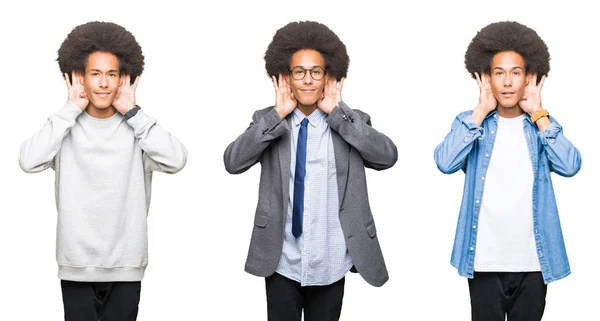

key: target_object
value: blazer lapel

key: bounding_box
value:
[331,130,349,207]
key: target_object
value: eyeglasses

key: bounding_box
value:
[289,66,327,81]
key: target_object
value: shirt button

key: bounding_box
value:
[491,131,495,134]
[470,247,474,251]
[494,115,497,118]
[475,199,480,204]
[485,154,489,158]
[481,176,485,180]
[473,225,476,229]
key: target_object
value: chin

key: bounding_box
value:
[298,98,319,107]
[89,101,114,109]
[496,99,519,109]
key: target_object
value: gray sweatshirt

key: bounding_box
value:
[19,102,187,282]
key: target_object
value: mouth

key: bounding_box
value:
[501,91,515,97]
[94,92,111,98]
[299,89,317,93]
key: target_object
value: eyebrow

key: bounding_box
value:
[493,66,524,71]
[88,69,119,73]
[291,65,324,69]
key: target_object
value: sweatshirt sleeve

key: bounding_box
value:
[19,101,82,173]
[125,108,188,173]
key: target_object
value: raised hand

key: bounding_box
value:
[519,74,545,115]
[273,74,297,119]
[112,75,139,115]
[65,72,89,110]
[470,72,497,126]
[475,72,496,113]
[318,76,344,114]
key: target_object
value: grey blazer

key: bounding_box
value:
[224,102,397,287]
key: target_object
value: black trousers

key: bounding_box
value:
[61,280,141,321]
[468,272,547,321]
[265,272,345,321]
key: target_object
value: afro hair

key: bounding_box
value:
[265,21,349,80]
[57,21,144,84]
[465,21,549,83]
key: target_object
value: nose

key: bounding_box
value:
[503,74,512,87]
[100,75,108,88]
[303,73,313,84]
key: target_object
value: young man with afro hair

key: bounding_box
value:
[434,21,581,321]
[224,21,397,321]
[19,21,187,321]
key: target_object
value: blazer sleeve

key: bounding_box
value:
[326,101,397,170]
[224,107,290,174]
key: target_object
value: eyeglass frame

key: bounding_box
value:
[288,66,327,81]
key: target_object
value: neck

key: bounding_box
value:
[496,104,525,118]
[86,105,117,119]
[297,103,317,116]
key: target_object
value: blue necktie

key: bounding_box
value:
[292,118,309,238]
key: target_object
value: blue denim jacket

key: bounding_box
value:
[434,110,581,284]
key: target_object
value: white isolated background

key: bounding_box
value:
[0,0,597,320]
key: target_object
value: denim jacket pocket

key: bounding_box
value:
[254,212,268,227]
[366,220,377,238]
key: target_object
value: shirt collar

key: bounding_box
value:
[292,108,326,128]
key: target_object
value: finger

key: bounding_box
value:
[537,75,546,90]
[119,75,126,89]
[474,72,482,86]
[131,76,140,91]
[79,91,87,99]
[527,73,536,88]
[323,78,330,96]
[338,77,345,92]
[272,75,278,92]
[290,91,295,101]
[483,73,491,86]
[285,76,291,93]
[278,73,283,90]
[65,73,72,88]
[76,72,84,87]
[123,74,131,88]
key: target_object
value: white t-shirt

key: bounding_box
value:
[474,113,541,272]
